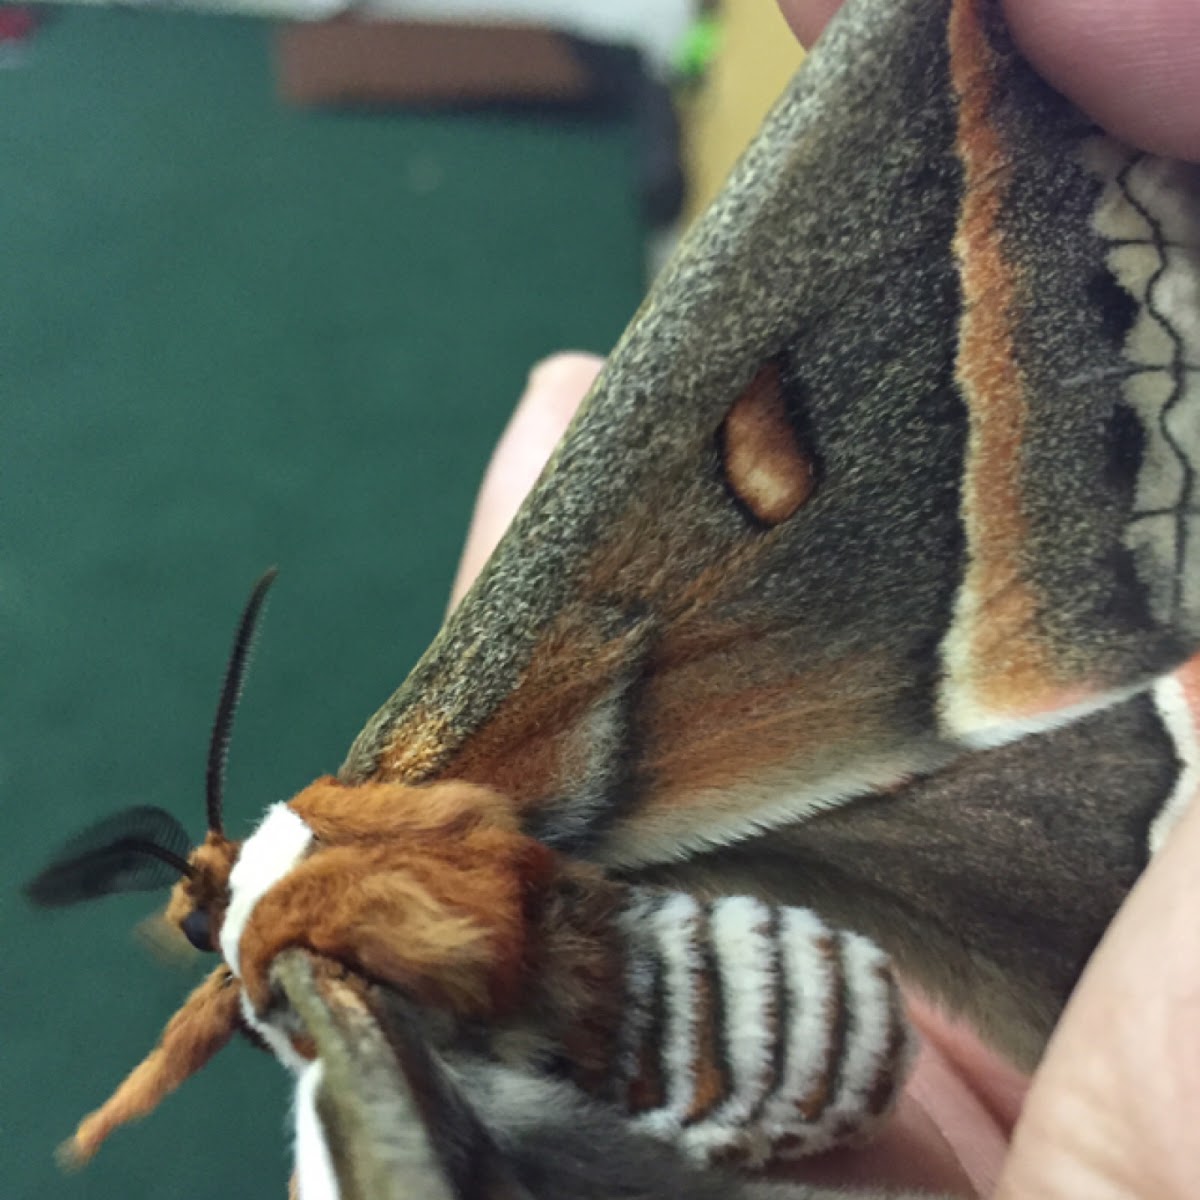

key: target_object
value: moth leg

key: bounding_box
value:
[62,964,241,1165]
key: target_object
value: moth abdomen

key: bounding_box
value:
[614,890,914,1168]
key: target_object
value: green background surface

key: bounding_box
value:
[1,11,641,1196]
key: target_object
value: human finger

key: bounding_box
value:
[776,0,844,47]
[995,796,1200,1199]
[779,0,1200,161]
[448,353,602,609]
[1004,0,1200,162]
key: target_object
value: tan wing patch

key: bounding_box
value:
[720,361,816,526]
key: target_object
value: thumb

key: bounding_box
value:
[1003,0,1200,162]
[995,793,1200,1198]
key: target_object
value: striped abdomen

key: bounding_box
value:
[612,890,913,1167]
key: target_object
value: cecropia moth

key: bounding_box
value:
[25,0,1200,1196]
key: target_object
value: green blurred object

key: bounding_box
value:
[675,12,723,83]
[0,10,640,1198]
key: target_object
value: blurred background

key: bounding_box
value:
[0,4,800,1196]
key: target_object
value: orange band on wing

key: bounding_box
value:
[941,0,1063,733]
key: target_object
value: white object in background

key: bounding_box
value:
[52,0,699,77]
[362,0,695,75]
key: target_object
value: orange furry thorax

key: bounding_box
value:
[237,778,561,1016]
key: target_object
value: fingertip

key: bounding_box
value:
[448,353,602,609]
[995,785,1200,1198]
[1004,0,1200,161]
[524,351,604,399]
[496,352,601,493]
[776,0,845,47]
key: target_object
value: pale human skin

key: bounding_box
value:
[450,5,1200,1195]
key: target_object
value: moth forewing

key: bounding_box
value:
[337,0,1200,1064]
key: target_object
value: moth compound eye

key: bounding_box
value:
[181,908,214,953]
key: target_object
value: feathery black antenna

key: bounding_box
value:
[24,806,195,907]
[206,567,278,836]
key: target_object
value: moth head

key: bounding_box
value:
[160,831,240,953]
[24,568,277,956]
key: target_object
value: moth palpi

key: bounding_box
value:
[25,0,1200,1197]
